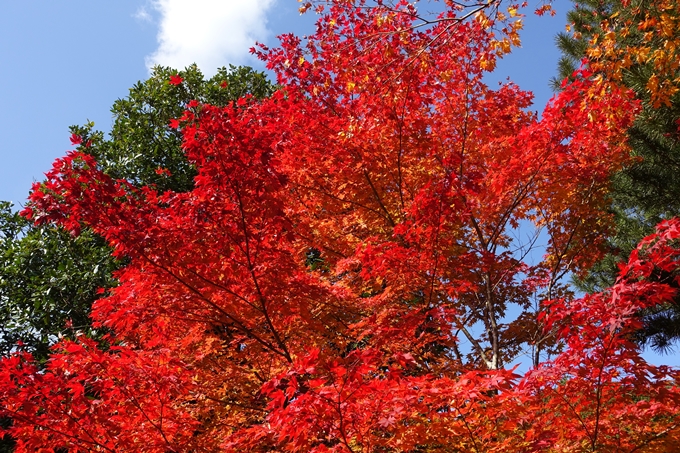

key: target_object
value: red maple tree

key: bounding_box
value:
[2,0,679,451]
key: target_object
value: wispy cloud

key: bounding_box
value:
[143,0,276,76]
[134,5,153,22]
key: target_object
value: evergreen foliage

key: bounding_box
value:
[70,64,276,194]
[0,65,276,360]
[555,0,680,352]
[0,64,275,452]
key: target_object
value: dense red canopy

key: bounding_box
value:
[2,1,679,451]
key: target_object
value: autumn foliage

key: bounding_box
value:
[2,0,680,451]
[584,0,680,108]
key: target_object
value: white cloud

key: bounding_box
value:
[145,0,276,76]
[134,6,153,23]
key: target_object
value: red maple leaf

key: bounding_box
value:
[69,133,83,146]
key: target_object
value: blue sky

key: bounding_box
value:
[0,0,569,207]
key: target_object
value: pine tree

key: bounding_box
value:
[554,0,680,352]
